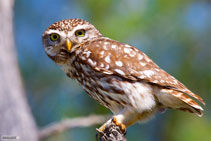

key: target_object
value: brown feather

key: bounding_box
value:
[80,37,205,105]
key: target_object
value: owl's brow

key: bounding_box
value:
[74,27,92,32]
[84,27,92,30]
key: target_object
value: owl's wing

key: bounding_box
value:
[80,38,205,106]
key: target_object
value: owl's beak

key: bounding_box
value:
[66,39,72,52]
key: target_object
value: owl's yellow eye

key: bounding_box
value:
[75,29,85,37]
[50,33,60,41]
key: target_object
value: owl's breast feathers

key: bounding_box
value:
[75,37,204,115]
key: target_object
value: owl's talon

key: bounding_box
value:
[96,129,104,141]
[97,124,106,132]
[112,116,127,134]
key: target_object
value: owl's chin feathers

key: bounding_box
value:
[47,50,70,64]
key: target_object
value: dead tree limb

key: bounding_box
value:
[39,114,127,141]
[96,121,127,141]
[39,114,110,139]
[0,0,38,140]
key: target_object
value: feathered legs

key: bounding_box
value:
[98,107,156,133]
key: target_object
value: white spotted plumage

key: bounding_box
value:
[42,19,205,130]
[115,61,123,67]
[105,56,111,63]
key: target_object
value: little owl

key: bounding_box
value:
[42,19,205,133]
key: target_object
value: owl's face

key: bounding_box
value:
[42,19,102,63]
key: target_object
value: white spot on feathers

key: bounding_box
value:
[138,54,143,60]
[140,62,146,66]
[100,63,104,67]
[88,58,96,66]
[155,68,160,72]
[160,80,165,83]
[124,48,130,54]
[85,51,91,57]
[125,44,131,48]
[145,57,151,62]
[114,69,125,75]
[100,51,105,55]
[81,56,86,60]
[152,80,159,83]
[139,75,146,79]
[105,56,111,63]
[142,70,155,77]
[115,61,123,67]
[105,64,110,69]
[112,45,117,48]
[104,42,109,45]
[173,80,178,84]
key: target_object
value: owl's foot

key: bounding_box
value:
[112,116,126,134]
[97,123,107,133]
[96,118,127,141]
[97,116,126,134]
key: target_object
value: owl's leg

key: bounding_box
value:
[112,116,126,133]
[98,109,132,134]
[98,108,139,133]
[97,118,112,133]
[98,107,157,133]
[114,109,156,127]
[111,108,138,132]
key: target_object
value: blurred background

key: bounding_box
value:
[14,0,210,141]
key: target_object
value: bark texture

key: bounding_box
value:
[0,0,38,140]
[97,122,127,141]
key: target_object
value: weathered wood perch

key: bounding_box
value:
[39,114,127,141]
[96,122,127,141]
[0,0,38,140]
[39,114,109,140]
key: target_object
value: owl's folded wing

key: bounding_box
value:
[79,38,205,107]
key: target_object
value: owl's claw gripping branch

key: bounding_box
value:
[98,117,127,134]
[96,118,127,141]
[98,123,107,133]
[96,116,127,141]
[112,116,127,134]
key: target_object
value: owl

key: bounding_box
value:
[42,19,205,133]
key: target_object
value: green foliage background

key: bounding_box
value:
[14,0,210,140]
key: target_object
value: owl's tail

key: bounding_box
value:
[157,89,204,117]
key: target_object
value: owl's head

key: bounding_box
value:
[42,19,102,63]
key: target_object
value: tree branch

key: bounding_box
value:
[96,122,127,141]
[39,114,110,139]
[39,114,127,141]
[0,0,38,140]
